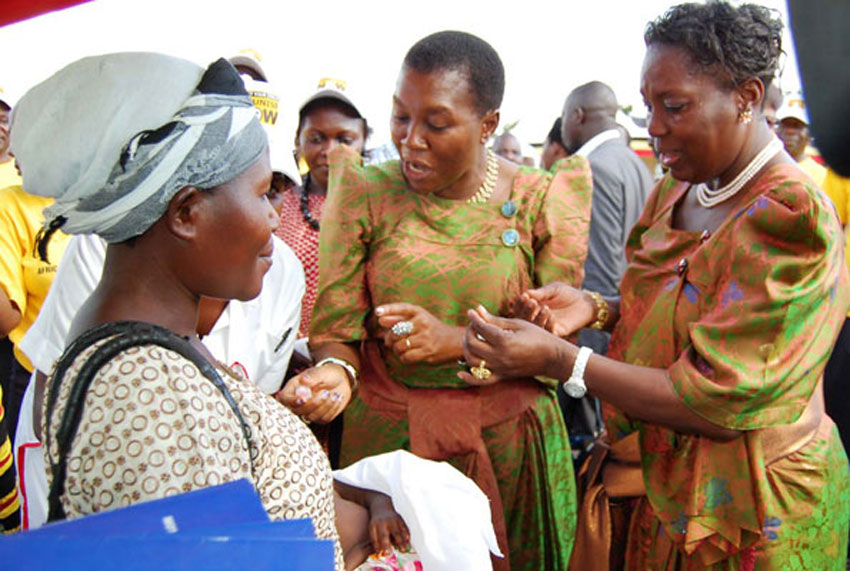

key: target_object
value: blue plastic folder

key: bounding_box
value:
[0,479,335,570]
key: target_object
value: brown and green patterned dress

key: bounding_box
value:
[311,148,592,570]
[605,164,850,570]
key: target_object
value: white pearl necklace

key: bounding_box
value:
[695,136,784,208]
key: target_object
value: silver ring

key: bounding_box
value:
[475,332,486,342]
[392,321,414,337]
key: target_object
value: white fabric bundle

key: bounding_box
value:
[334,450,504,570]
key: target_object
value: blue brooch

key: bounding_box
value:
[501,229,520,247]
[500,200,518,218]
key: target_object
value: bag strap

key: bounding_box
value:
[46,321,256,522]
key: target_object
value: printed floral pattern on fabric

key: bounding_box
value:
[355,548,423,571]
[605,165,850,568]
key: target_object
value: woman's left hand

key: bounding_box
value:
[459,305,562,385]
[375,302,464,364]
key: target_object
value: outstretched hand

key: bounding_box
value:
[513,282,595,337]
[459,305,562,384]
[274,364,351,424]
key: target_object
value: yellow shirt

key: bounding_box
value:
[822,168,850,316]
[798,156,827,187]
[0,159,20,191]
[0,184,69,370]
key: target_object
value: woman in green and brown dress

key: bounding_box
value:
[278,31,592,570]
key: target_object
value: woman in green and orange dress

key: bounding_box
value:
[459,3,850,569]
[277,31,592,570]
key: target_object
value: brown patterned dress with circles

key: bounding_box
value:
[44,338,343,569]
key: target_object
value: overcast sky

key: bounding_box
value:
[0,0,799,149]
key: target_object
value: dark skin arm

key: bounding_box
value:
[460,303,740,441]
[0,289,21,337]
[275,341,357,424]
[276,301,467,421]
[513,283,620,336]
[334,480,411,557]
[375,303,465,364]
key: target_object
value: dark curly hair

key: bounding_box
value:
[402,30,505,116]
[644,2,783,90]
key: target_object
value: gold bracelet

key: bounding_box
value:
[315,357,359,394]
[584,290,609,330]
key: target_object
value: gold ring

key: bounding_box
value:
[405,338,411,349]
[470,360,492,381]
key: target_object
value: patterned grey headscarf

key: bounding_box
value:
[11,53,267,243]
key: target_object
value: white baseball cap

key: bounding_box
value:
[263,121,301,186]
[298,78,363,120]
[241,77,300,185]
[776,98,810,125]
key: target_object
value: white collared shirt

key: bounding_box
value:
[574,129,623,158]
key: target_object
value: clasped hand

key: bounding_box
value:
[275,363,351,424]
[459,283,595,384]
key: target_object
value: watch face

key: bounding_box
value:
[565,378,587,399]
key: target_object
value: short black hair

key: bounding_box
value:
[402,30,505,116]
[546,118,564,146]
[644,2,782,90]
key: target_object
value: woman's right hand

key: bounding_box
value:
[274,364,351,424]
[514,282,596,337]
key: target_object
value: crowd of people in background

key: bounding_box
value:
[0,1,849,570]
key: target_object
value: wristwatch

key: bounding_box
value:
[563,346,593,399]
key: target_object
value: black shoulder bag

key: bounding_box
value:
[45,321,256,522]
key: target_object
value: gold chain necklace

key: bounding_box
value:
[467,150,500,204]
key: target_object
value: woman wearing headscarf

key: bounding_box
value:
[9,53,408,570]
[460,3,850,569]
[11,121,305,532]
[279,31,592,569]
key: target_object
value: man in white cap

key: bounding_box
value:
[776,97,826,186]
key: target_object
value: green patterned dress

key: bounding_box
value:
[605,164,850,570]
[311,148,592,570]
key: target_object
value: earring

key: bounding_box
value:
[738,106,753,125]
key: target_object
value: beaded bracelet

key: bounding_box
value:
[584,290,609,330]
